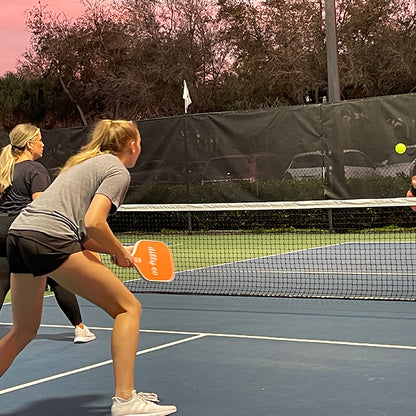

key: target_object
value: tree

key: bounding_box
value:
[117,0,230,114]
[336,0,416,98]
[19,0,228,121]
[22,1,123,124]
[1,0,415,129]
[215,0,329,108]
[0,74,54,131]
[0,74,26,131]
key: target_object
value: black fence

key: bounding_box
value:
[2,93,416,203]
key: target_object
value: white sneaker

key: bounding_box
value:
[74,324,96,343]
[111,390,177,416]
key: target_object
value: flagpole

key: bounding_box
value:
[182,80,193,232]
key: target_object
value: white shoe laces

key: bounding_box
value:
[135,391,159,403]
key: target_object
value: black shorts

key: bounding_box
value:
[7,231,82,277]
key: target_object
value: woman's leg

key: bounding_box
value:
[49,251,141,398]
[47,277,95,343]
[47,277,82,326]
[0,273,46,376]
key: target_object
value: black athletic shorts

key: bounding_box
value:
[7,231,82,277]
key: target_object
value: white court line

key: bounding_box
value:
[0,334,205,396]
[141,329,416,350]
[2,322,416,350]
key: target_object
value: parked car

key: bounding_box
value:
[130,160,184,184]
[201,152,285,184]
[284,151,329,180]
[375,144,416,177]
[343,149,377,178]
[285,149,376,180]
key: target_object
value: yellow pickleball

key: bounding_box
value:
[395,143,407,154]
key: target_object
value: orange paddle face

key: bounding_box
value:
[131,240,175,282]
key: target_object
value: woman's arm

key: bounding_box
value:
[83,193,133,267]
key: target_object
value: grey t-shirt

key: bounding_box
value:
[10,153,130,243]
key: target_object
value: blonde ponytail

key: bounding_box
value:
[0,124,40,196]
[61,120,139,172]
[0,145,16,195]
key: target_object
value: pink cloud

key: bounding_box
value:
[0,0,85,76]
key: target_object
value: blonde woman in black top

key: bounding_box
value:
[0,124,95,343]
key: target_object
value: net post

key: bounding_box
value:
[187,211,193,234]
[328,207,334,232]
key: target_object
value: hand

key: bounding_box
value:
[113,249,134,268]
[124,245,135,255]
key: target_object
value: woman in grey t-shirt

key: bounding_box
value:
[0,120,176,416]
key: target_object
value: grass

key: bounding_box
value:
[4,292,11,304]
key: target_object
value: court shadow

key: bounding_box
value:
[2,394,108,416]
[35,332,74,342]
[0,328,73,342]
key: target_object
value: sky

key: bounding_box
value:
[0,0,85,76]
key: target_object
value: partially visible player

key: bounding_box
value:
[0,123,95,343]
[405,158,416,211]
[0,120,176,416]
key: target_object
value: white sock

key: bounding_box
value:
[115,391,135,403]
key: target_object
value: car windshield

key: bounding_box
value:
[342,152,372,167]
[290,154,325,168]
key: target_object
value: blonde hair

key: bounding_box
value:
[61,120,139,172]
[0,124,40,196]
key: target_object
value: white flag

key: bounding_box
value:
[183,80,192,113]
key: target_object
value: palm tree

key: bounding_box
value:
[0,73,26,131]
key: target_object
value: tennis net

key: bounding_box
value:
[104,198,416,300]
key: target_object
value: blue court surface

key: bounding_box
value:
[1,293,416,415]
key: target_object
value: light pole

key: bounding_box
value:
[325,0,341,103]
